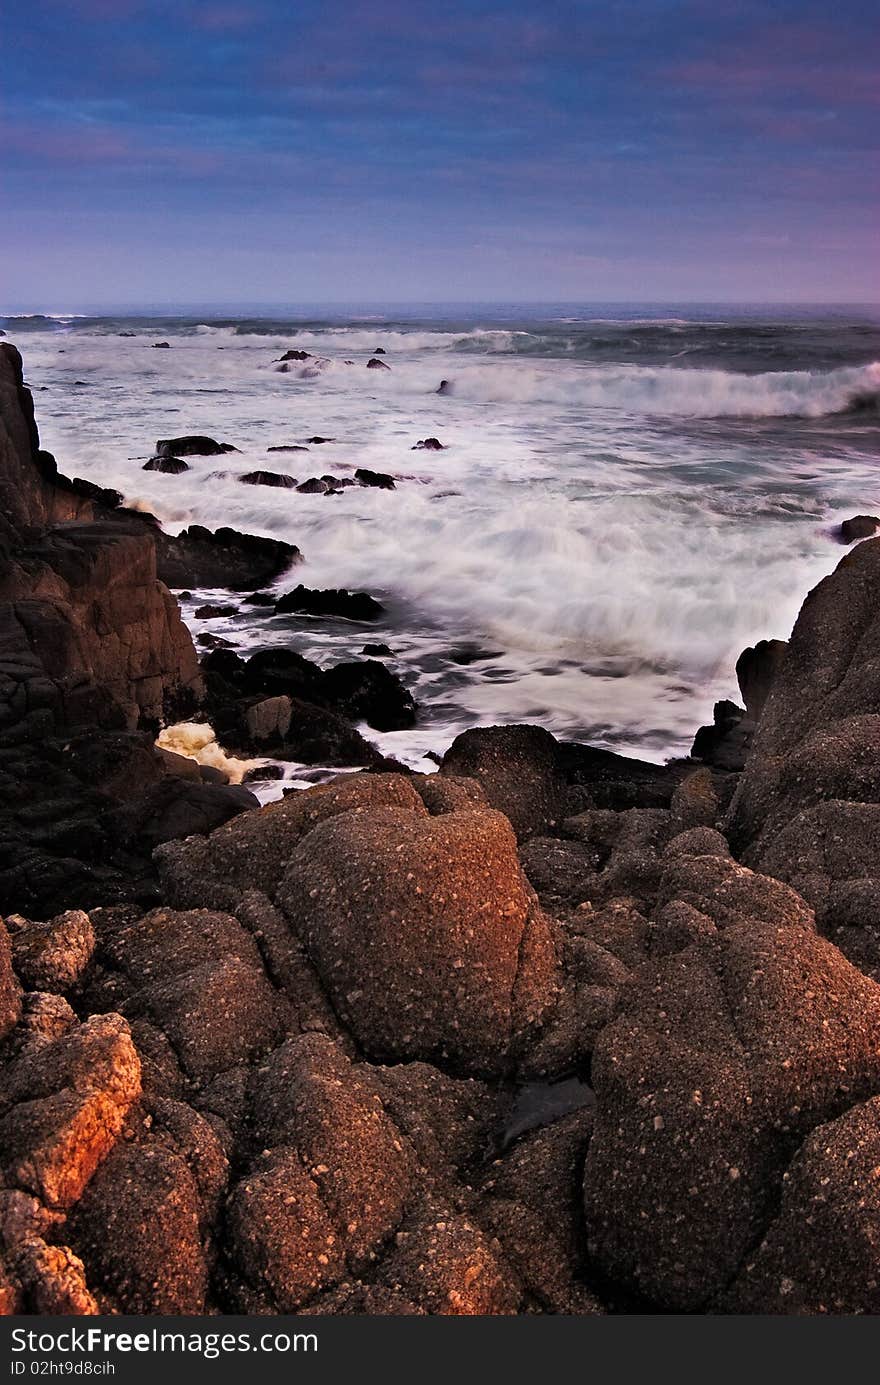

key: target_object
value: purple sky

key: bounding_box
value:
[2,0,878,308]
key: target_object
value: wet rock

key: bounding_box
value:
[362,642,393,657]
[582,923,880,1310]
[155,435,237,457]
[436,380,451,395]
[691,699,751,771]
[412,438,445,450]
[154,524,300,590]
[194,603,236,619]
[239,470,298,489]
[354,467,395,489]
[276,350,312,362]
[441,725,570,840]
[10,910,95,993]
[834,514,880,544]
[150,342,170,349]
[197,632,234,649]
[735,638,788,723]
[307,436,334,444]
[296,477,329,493]
[142,455,189,474]
[277,804,559,1074]
[275,585,384,621]
[366,357,391,371]
[320,660,416,731]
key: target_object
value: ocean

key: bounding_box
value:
[5,303,879,778]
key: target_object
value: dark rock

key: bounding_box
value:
[691,699,750,771]
[371,347,387,354]
[362,642,393,657]
[197,633,234,650]
[150,342,170,349]
[354,467,395,489]
[155,436,237,458]
[366,357,391,370]
[275,350,312,362]
[307,436,334,444]
[436,379,451,394]
[242,764,284,785]
[267,444,309,453]
[735,638,788,723]
[242,591,276,606]
[321,660,416,731]
[412,437,445,450]
[142,455,190,474]
[834,514,880,544]
[296,477,328,493]
[193,603,236,619]
[154,525,300,590]
[275,585,384,622]
[239,470,297,489]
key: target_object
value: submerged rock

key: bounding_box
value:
[238,470,297,488]
[142,455,190,474]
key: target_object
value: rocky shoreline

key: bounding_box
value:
[2,340,880,1315]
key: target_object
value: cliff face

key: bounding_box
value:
[0,344,203,733]
[0,345,252,919]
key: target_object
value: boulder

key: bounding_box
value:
[412,438,445,451]
[354,467,395,489]
[277,804,559,1073]
[68,1140,209,1313]
[441,725,570,840]
[239,471,297,489]
[155,436,237,457]
[366,357,391,371]
[9,910,95,993]
[834,515,880,544]
[0,1014,141,1209]
[721,1096,880,1313]
[155,773,428,910]
[142,456,189,474]
[735,639,787,723]
[583,923,880,1309]
[320,660,416,731]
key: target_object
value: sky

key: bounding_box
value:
[1,0,878,309]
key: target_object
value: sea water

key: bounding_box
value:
[5,303,879,775]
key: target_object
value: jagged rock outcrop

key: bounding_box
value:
[726,538,880,976]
